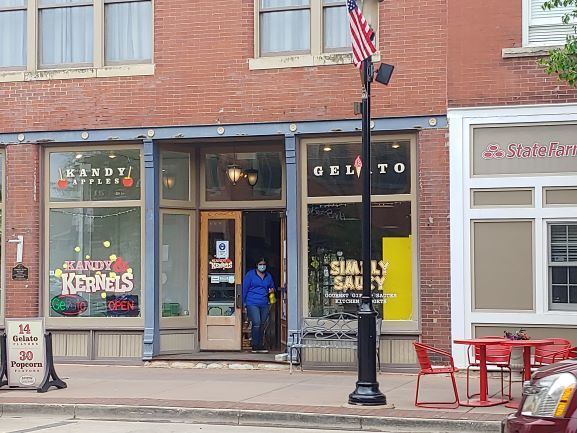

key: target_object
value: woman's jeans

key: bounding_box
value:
[247,305,269,349]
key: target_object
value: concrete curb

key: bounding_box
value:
[0,403,502,432]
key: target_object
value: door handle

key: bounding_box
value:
[235,284,242,309]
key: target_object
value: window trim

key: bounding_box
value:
[159,209,196,329]
[0,151,5,323]
[0,0,154,80]
[198,143,286,210]
[522,0,575,48]
[43,144,145,328]
[0,4,27,70]
[300,134,419,332]
[548,222,577,311]
[159,147,195,209]
[252,0,379,69]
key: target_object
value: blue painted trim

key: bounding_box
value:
[142,139,160,360]
[284,134,300,344]
[0,116,447,145]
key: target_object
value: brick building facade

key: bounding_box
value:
[0,0,450,365]
[448,0,577,367]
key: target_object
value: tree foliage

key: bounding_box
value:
[540,0,577,85]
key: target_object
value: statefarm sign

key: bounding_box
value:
[482,142,577,160]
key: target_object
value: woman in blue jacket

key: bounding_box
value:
[243,257,275,353]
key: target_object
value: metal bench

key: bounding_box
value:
[288,312,382,373]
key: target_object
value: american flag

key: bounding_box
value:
[347,0,376,68]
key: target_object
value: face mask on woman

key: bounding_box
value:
[257,264,267,272]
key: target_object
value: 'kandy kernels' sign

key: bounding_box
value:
[57,258,134,295]
[473,124,577,175]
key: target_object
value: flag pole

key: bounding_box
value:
[348,56,387,406]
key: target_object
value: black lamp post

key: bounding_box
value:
[348,58,394,406]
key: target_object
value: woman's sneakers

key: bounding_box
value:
[251,347,269,353]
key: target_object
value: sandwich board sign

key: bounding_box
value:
[5,318,46,388]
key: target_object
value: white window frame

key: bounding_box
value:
[547,222,577,311]
[250,0,380,70]
[0,1,27,71]
[0,0,154,82]
[523,0,575,47]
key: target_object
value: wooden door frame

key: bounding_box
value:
[199,210,243,351]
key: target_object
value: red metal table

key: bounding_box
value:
[454,338,510,407]
[502,339,553,409]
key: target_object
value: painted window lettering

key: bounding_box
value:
[312,163,406,177]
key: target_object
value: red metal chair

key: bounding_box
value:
[413,342,460,409]
[532,338,571,367]
[542,345,577,364]
[466,337,512,400]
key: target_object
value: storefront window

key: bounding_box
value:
[307,202,412,319]
[204,149,282,202]
[50,149,141,202]
[47,148,142,320]
[0,152,4,318]
[48,207,141,317]
[307,141,411,197]
[161,213,190,317]
[161,151,190,201]
[549,224,577,310]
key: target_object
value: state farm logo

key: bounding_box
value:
[482,144,505,159]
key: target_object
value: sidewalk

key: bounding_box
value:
[0,363,515,432]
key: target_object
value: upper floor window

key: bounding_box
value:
[525,0,575,47]
[1,0,152,71]
[260,0,310,55]
[549,224,577,310]
[0,0,27,69]
[256,0,376,58]
[39,0,94,67]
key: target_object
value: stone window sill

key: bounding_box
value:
[0,63,155,83]
[502,46,562,59]
[249,52,381,70]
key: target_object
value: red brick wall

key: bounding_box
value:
[448,0,577,107]
[4,144,41,318]
[0,0,447,133]
[418,129,451,351]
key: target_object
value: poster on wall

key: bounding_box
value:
[381,236,413,320]
[5,318,46,388]
[216,240,229,259]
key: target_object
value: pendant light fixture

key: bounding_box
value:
[245,168,258,187]
[226,145,243,185]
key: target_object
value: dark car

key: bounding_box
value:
[503,360,577,433]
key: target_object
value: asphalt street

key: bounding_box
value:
[0,416,483,433]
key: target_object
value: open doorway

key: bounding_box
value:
[243,211,282,352]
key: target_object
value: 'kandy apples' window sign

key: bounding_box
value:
[49,149,141,202]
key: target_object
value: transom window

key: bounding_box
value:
[549,224,577,310]
[0,0,152,70]
[257,0,376,57]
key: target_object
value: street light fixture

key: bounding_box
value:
[348,60,394,407]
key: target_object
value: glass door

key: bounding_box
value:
[200,211,242,350]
